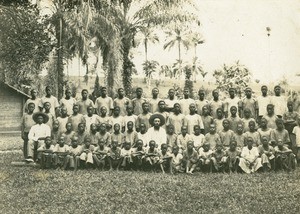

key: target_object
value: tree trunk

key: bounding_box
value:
[122,37,133,97]
[57,17,64,100]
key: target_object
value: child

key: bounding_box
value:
[21,102,36,158]
[53,136,69,169]
[98,106,112,132]
[145,140,160,172]
[176,126,193,152]
[111,123,124,148]
[228,106,241,133]
[258,136,275,172]
[137,123,150,147]
[154,100,169,130]
[166,103,185,134]
[183,141,199,174]
[95,86,114,116]
[96,123,112,147]
[76,89,94,115]
[224,87,240,118]
[272,85,287,118]
[39,86,59,116]
[73,124,85,146]
[132,87,147,116]
[120,142,133,170]
[270,118,291,147]
[158,144,173,174]
[66,136,82,170]
[224,141,240,173]
[239,137,262,174]
[79,137,95,168]
[234,123,246,149]
[283,101,298,142]
[124,121,139,148]
[196,89,209,116]
[37,136,54,169]
[43,102,55,129]
[59,88,77,116]
[68,104,85,132]
[57,107,68,134]
[239,87,258,120]
[63,122,75,146]
[211,142,226,172]
[244,121,260,146]
[108,140,122,171]
[184,103,204,134]
[241,108,256,132]
[164,88,178,112]
[218,119,235,148]
[51,120,60,144]
[93,138,109,170]
[124,106,137,132]
[257,85,272,123]
[257,118,272,145]
[148,87,161,113]
[201,105,213,135]
[274,139,296,171]
[23,89,41,113]
[191,125,205,151]
[109,106,125,133]
[86,123,99,146]
[171,145,183,173]
[198,142,213,173]
[113,87,130,116]
[292,117,300,163]
[131,139,146,170]
[166,124,178,150]
[136,102,152,132]
[205,124,221,150]
[84,106,99,133]
[264,104,278,129]
[179,88,195,115]
[209,89,224,119]
[214,108,225,132]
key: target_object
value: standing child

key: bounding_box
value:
[224,87,240,118]
[158,144,173,174]
[209,89,224,119]
[239,87,258,120]
[218,119,235,148]
[264,104,278,129]
[76,89,94,115]
[183,141,199,174]
[37,136,55,169]
[244,121,260,146]
[66,137,82,170]
[176,126,193,152]
[53,136,69,169]
[98,106,112,132]
[184,103,204,135]
[43,102,55,129]
[111,123,124,147]
[148,87,161,113]
[241,108,256,132]
[214,108,225,132]
[93,138,109,170]
[110,106,125,133]
[108,140,122,171]
[23,89,41,113]
[257,118,272,145]
[21,102,36,158]
[191,125,205,151]
[95,87,114,116]
[136,102,152,132]
[166,124,178,151]
[124,106,137,132]
[138,123,150,147]
[234,123,246,149]
[63,122,75,146]
[164,88,178,112]
[228,106,241,133]
[113,88,130,116]
[224,141,240,173]
[166,103,185,134]
[205,124,221,150]
[198,142,213,173]
[272,85,287,118]
[257,85,272,123]
[179,88,195,115]
[59,88,77,116]
[124,121,138,147]
[132,87,147,116]
[96,123,112,147]
[283,101,298,149]
[292,117,300,164]
[68,104,85,132]
[120,142,133,170]
[211,142,226,172]
[196,89,209,116]
[57,107,69,134]
[201,105,213,135]
[84,106,99,133]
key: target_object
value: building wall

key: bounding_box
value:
[0,85,25,132]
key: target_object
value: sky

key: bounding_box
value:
[39,0,300,85]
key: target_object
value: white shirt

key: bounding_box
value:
[147,127,167,148]
[28,123,51,142]
[292,126,300,147]
[60,97,77,116]
[241,146,259,162]
[257,96,272,116]
[179,98,196,115]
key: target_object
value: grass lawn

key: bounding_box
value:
[0,152,299,214]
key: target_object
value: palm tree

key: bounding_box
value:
[140,26,159,62]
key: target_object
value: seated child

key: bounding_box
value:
[131,139,146,171]
[211,142,226,172]
[96,123,111,147]
[93,138,109,170]
[120,141,133,170]
[98,106,112,132]
[158,144,173,174]
[191,125,205,151]
[177,126,193,152]
[171,145,183,173]
[205,124,221,150]
[37,136,54,169]
[258,136,275,172]
[241,108,256,132]
[239,137,262,174]
[53,136,70,169]
[224,141,240,173]
[214,108,225,132]
[76,123,87,145]
[264,104,278,129]
[79,137,95,168]
[257,118,272,145]
[66,136,82,170]
[183,141,199,174]
[108,140,122,171]
[198,142,213,173]
[274,139,296,171]
[63,122,76,146]
[201,105,213,135]
[145,140,160,172]
[234,123,246,149]
[228,106,241,133]
[271,118,291,148]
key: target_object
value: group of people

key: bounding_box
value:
[21,84,300,174]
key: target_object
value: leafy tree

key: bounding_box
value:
[0,4,53,89]
[139,26,159,62]
[213,61,252,97]
[142,60,159,88]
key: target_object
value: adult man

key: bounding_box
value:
[26,112,51,162]
[147,114,167,148]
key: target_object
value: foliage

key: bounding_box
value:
[213,61,252,97]
[183,64,194,98]
[89,75,101,103]
[0,5,53,89]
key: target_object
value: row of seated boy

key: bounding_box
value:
[37,131,296,174]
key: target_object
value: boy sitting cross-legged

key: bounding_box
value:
[183,141,199,174]
[198,142,213,173]
[120,141,133,170]
[258,136,275,172]
[53,136,70,169]
[145,140,160,172]
[79,137,95,169]
[65,136,82,170]
[158,143,173,174]
[171,145,183,174]
[93,138,109,170]
[274,139,296,171]
[211,142,227,173]
[224,141,240,173]
[131,139,146,171]
[37,136,55,169]
[108,140,122,171]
